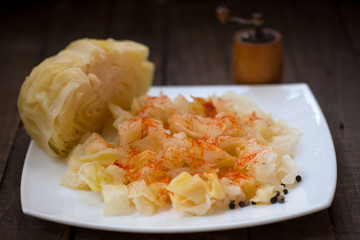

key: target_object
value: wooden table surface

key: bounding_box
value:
[1,0,359,239]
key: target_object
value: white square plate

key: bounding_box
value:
[21,83,337,233]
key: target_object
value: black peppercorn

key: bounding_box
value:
[275,191,280,197]
[239,201,245,208]
[271,196,277,204]
[277,195,285,203]
[281,183,285,187]
[283,189,288,194]
[251,201,256,205]
[296,175,302,182]
[229,200,236,209]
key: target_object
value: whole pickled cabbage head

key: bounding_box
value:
[18,38,154,157]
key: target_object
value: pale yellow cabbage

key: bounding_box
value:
[78,162,105,192]
[269,121,301,156]
[277,154,299,184]
[101,165,128,185]
[117,118,142,145]
[59,132,128,189]
[128,179,156,203]
[59,132,100,189]
[128,180,157,215]
[204,172,226,200]
[250,185,275,204]
[132,196,156,216]
[18,38,154,157]
[167,172,225,215]
[59,92,301,216]
[108,102,134,127]
[102,184,130,216]
[220,178,245,201]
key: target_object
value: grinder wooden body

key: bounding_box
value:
[232,28,283,84]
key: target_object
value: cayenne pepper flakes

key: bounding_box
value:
[192,97,218,118]
[203,100,217,118]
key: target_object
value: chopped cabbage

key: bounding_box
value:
[59,92,301,216]
[102,184,130,216]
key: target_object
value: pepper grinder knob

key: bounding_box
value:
[216,5,230,23]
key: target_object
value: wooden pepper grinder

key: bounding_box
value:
[217,6,283,84]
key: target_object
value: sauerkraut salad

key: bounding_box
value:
[60,92,301,216]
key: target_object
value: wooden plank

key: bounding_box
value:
[339,1,360,66]
[251,211,334,240]
[0,125,71,239]
[166,0,230,85]
[109,0,166,85]
[0,1,51,185]
[44,0,112,57]
[44,0,164,85]
[74,228,248,240]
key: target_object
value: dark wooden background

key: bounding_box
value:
[1,0,359,239]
